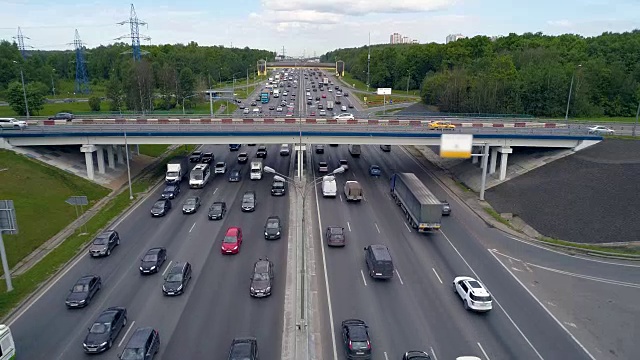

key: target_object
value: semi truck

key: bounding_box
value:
[326,101,334,110]
[348,144,361,157]
[390,173,442,233]
[323,77,329,85]
[261,91,270,104]
[165,156,189,184]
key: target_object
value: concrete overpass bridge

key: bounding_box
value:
[0,123,601,183]
[266,62,335,69]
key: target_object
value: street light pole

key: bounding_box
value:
[633,100,640,137]
[366,32,371,93]
[51,68,56,97]
[564,64,582,126]
[406,70,410,93]
[124,132,133,200]
[13,61,30,119]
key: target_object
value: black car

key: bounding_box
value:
[151,199,171,217]
[264,216,282,240]
[182,196,201,214]
[241,191,256,212]
[48,112,74,121]
[83,307,128,353]
[335,99,342,105]
[88,230,120,257]
[441,201,451,215]
[251,102,257,106]
[379,145,391,152]
[315,96,320,101]
[120,327,160,360]
[139,247,167,274]
[326,226,346,247]
[237,152,249,163]
[256,146,268,158]
[202,152,214,163]
[271,179,286,196]
[229,144,241,151]
[228,169,241,182]
[269,105,275,110]
[402,350,432,360]
[250,258,274,297]
[208,201,227,220]
[162,262,192,296]
[66,275,101,308]
[189,151,203,162]
[161,185,180,199]
[348,104,354,108]
[341,319,372,359]
[344,92,349,97]
[315,144,324,154]
[307,100,312,105]
[228,337,259,360]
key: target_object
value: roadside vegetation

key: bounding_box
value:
[0,145,195,318]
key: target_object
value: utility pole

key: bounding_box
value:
[367,32,371,92]
[406,70,410,93]
[564,64,582,126]
[633,100,640,137]
[51,68,56,97]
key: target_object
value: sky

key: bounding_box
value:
[1,0,639,57]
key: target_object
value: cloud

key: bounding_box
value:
[547,19,573,27]
[261,0,456,16]
[254,10,343,25]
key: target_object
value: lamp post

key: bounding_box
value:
[564,64,582,126]
[51,68,56,97]
[633,100,640,137]
[182,94,198,115]
[123,132,133,200]
[406,69,411,93]
[12,60,29,119]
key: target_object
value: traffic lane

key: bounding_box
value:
[342,148,527,359]
[393,146,595,359]
[9,148,223,359]
[162,144,291,359]
[490,253,640,360]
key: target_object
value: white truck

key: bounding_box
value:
[326,101,334,110]
[322,175,337,197]
[323,77,329,85]
[250,159,263,180]
[165,156,189,184]
[273,89,280,98]
[189,163,211,189]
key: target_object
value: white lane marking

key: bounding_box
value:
[374,223,380,233]
[189,222,196,233]
[7,179,165,326]
[439,231,544,360]
[487,249,596,360]
[432,268,443,284]
[478,342,490,360]
[404,222,412,232]
[118,321,136,347]
[360,269,368,286]
[395,269,404,285]
[339,194,343,202]
[347,222,351,232]
[511,267,524,272]
[352,171,357,179]
[430,346,439,360]
[162,260,173,277]
[315,180,339,360]
[527,261,640,289]
[213,187,218,195]
[383,352,389,360]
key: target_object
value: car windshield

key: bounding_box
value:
[243,195,254,202]
[224,235,238,243]
[153,201,165,209]
[89,322,110,334]
[340,160,348,165]
[216,163,224,167]
[120,348,145,360]
[164,187,175,192]
[191,171,203,180]
[253,272,269,281]
[143,254,157,262]
[166,171,178,177]
[211,204,222,211]
[72,284,88,292]
[166,273,183,282]
[273,182,284,188]
[351,341,368,350]
[185,199,197,205]
[93,236,108,245]
[266,221,279,229]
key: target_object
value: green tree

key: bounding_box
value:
[6,81,46,116]
[105,77,125,112]
[88,96,101,112]
[178,67,196,102]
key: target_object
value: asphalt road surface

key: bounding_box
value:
[310,144,596,360]
[10,143,291,360]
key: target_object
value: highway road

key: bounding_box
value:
[9,143,291,359]
[310,144,597,360]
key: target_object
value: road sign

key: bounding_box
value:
[440,134,473,159]
[65,196,89,206]
[0,200,18,235]
[377,88,392,95]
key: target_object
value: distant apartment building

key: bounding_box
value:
[446,34,466,44]
[390,33,417,44]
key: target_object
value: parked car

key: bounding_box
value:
[65,275,101,308]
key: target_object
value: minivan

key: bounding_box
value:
[280,144,290,156]
[364,245,394,279]
[119,327,160,360]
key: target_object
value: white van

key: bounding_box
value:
[280,144,290,156]
[189,164,211,189]
[322,176,337,197]
[250,160,263,180]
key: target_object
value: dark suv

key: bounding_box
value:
[250,258,274,297]
[119,327,160,360]
[256,146,268,158]
[162,262,192,296]
[228,337,259,360]
[89,230,120,257]
[189,151,203,162]
[341,319,372,359]
[83,306,128,353]
[202,152,214,163]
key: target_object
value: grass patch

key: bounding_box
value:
[455,181,472,193]
[0,150,110,271]
[374,108,404,116]
[550,117,639,123]
[0,101,108,117]
[340,72,421,97]
[0,145,196,319]
[137,145,170,157]
[537,236,640,256]
[359,94,418,107]
[483,207,513,228]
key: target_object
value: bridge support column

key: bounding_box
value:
[498,147,513,181]
[472,147,479,164]
[489,147,498,174]
[135,144,140,155]
[80,145,97,181]
[107,146,115,169]
[116,146,125,165]
[96,146,106,174]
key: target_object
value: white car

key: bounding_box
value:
[252,108,260,114]
[243,108,250,114]
[276,107,283,112]
[0,118,27,129]
[319,110,326,116]
[341,105,347,111]
[333,113,355,121]
[453,276,493,312]
[587,125,615,135]
[328,89,333,92]
[214,162,227,174]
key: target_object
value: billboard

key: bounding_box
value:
[257,59,267,76]
[377,88,392,95]
[336,60,345,77]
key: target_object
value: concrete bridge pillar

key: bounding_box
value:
[135,144,140,155]
[498,147,513,181]
[80,145,97,180]
[96,146,105,174]
[489,147,498,174]
[472,146,479,164]
[107,146,116,169]
[116,146,125,165]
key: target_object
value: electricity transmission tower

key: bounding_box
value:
[72,29,90,94]
[116,4,150,61]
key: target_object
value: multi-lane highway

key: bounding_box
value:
[10,143,291,359]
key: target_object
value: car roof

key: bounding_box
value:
[96,307,123,322]
[343,319,368,340]
[146,247,164,254]
[369,245,392,260]
[226,227,240,235]
[169,262,188,273]
[213,201,226,205]
[254,259,271,272]
[244,190,255,195]
[216,161,225,165]
[77,275,97,284]
[127,327,155,346]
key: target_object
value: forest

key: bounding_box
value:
[321,31,640,118]
[0,40,274,113]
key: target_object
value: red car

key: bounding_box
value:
[221,227,243,254]
[321,94,326,98]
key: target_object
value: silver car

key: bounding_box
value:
[182,196,201,214]
[0,118,27,129]
[89,230,120,257]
